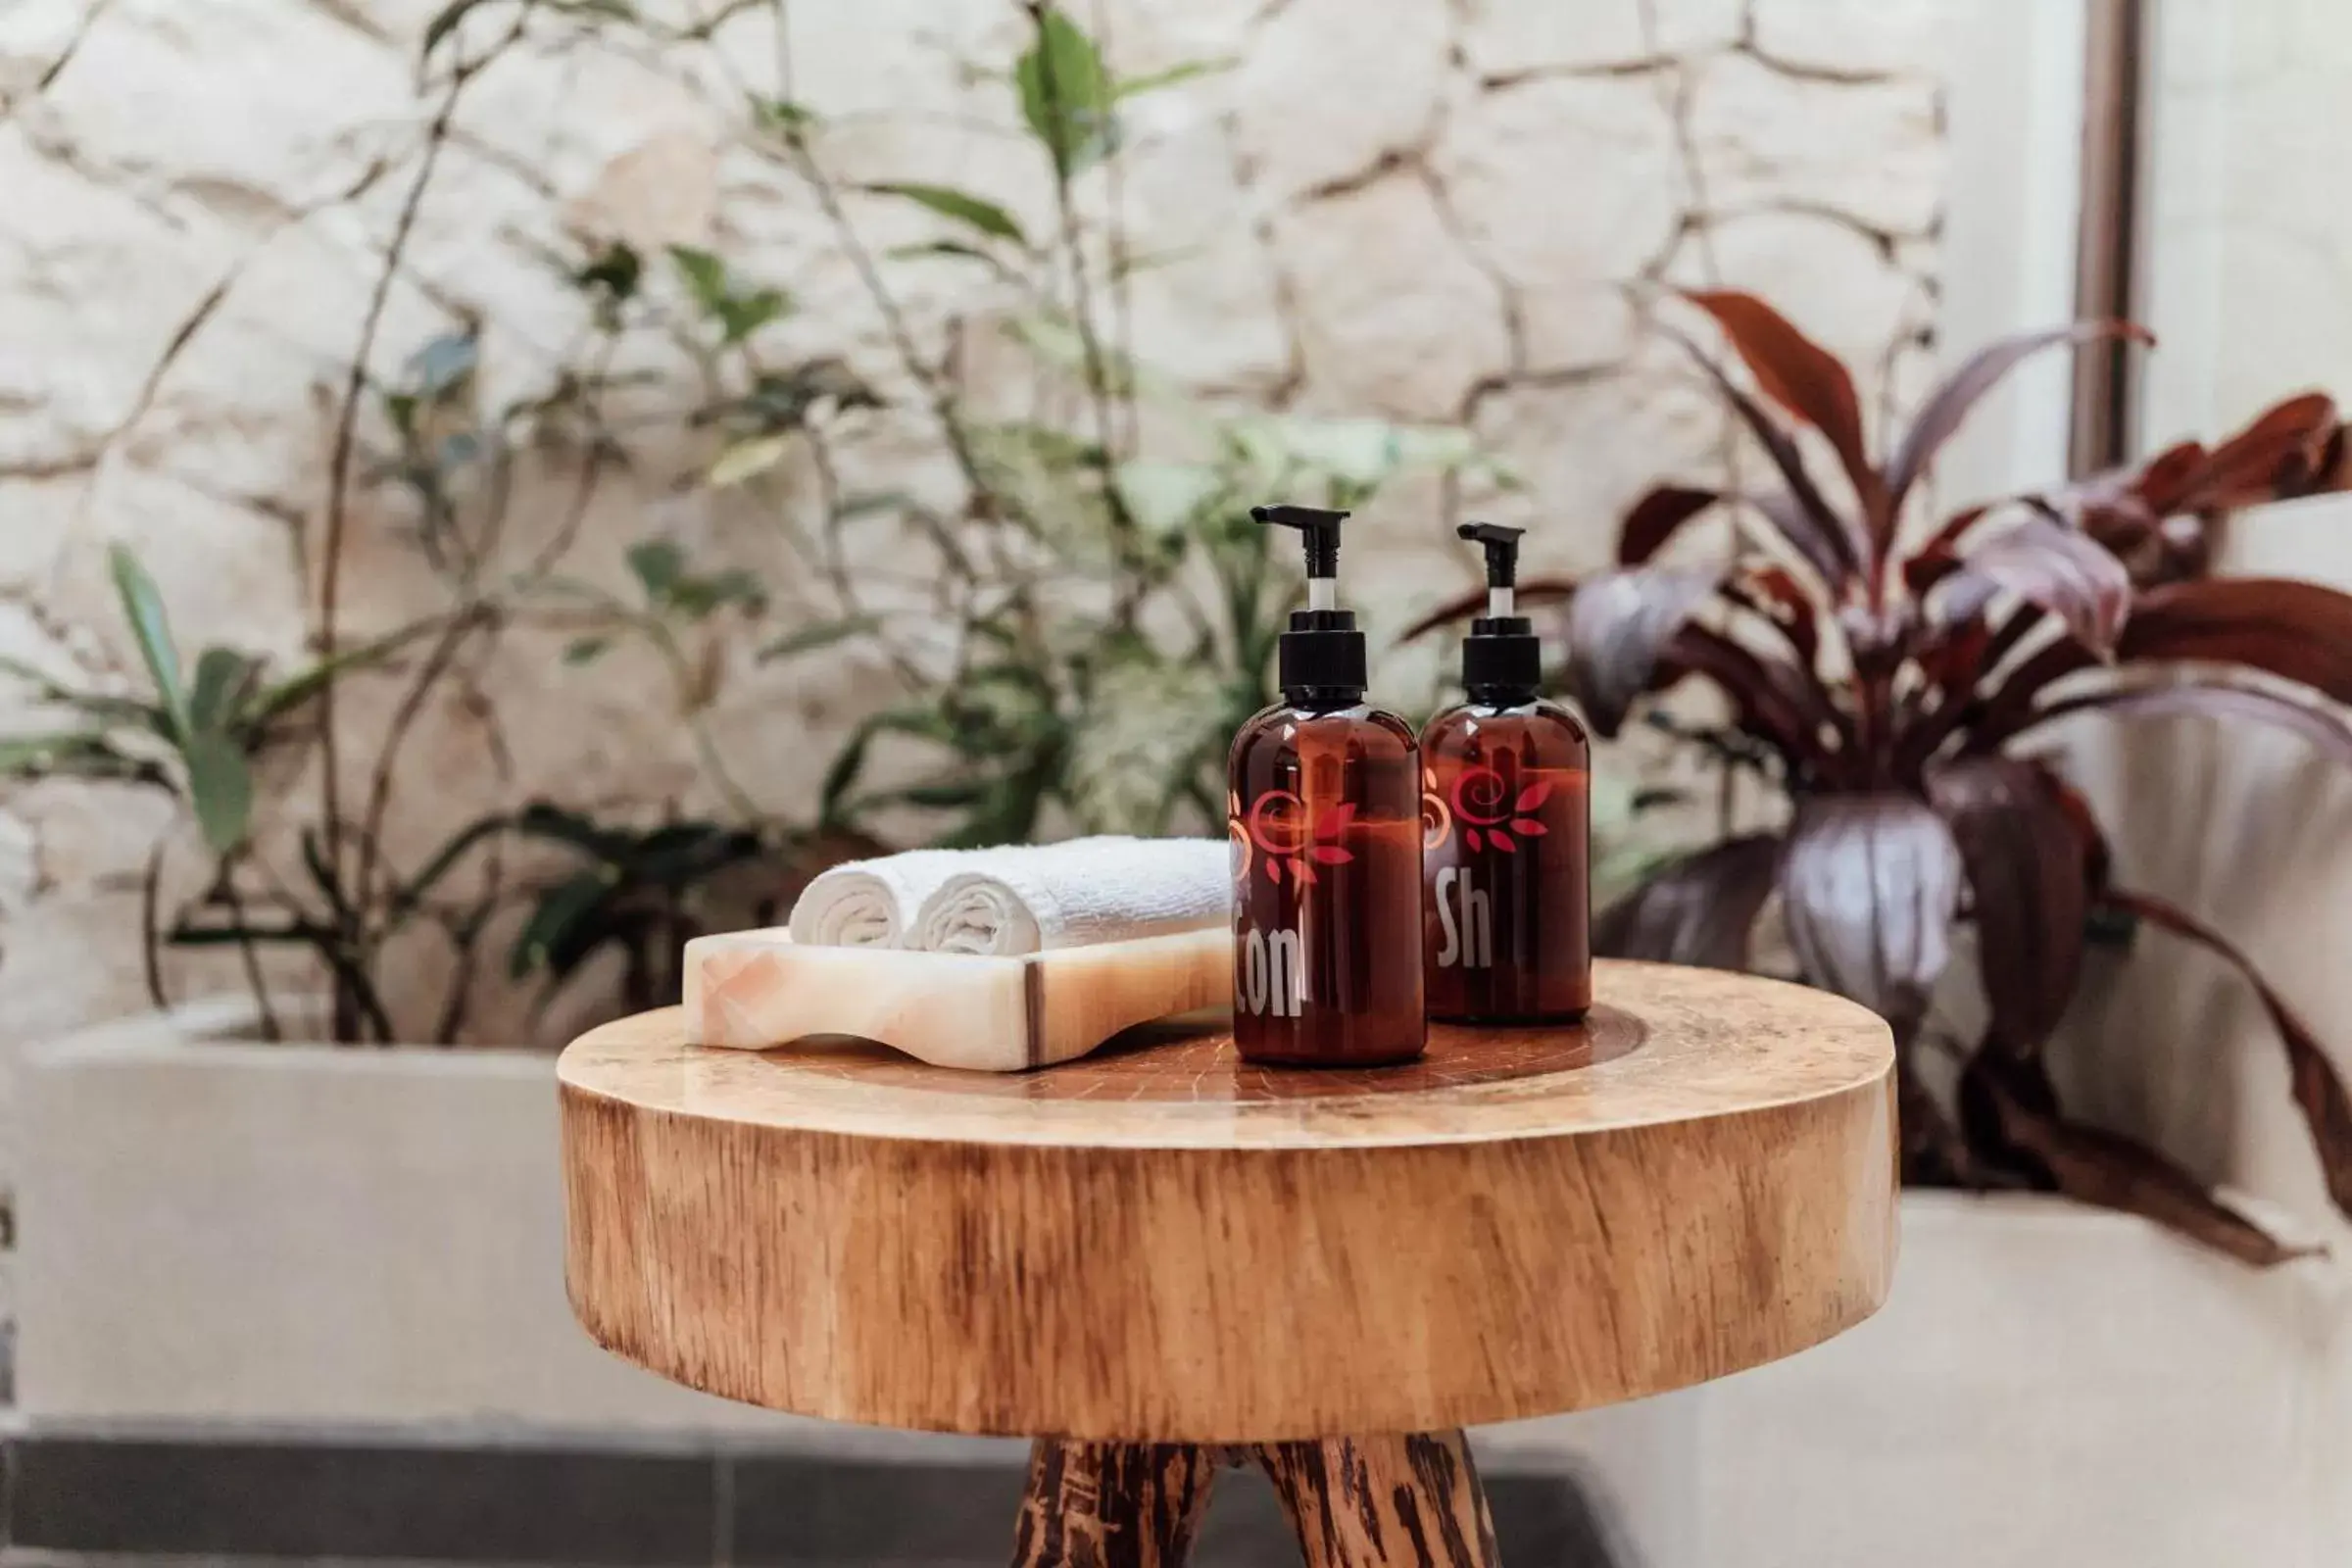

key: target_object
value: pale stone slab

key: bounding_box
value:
[1232,0,1450,202]
[1271,173,1514,421]
[1459,0,1743,77]
[684,925,1231,1071]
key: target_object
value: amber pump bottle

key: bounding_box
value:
[1421,522,1592,1023]
[1228,504,1426,1065]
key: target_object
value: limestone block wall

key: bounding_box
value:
[0,0,1951,1050]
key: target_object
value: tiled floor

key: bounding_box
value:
[3,1430,1626,1566]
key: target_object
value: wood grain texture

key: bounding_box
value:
[561,959,1898,1442]
[1009,1441,1217,1568]
[1256,1432,1498,1568]
[1004,1437,1495,1568]
[683,927,1229,1070]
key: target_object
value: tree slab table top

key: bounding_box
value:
[560,957,1896,1565]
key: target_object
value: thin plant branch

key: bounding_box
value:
[139,835,171,1014]
[1019,0,1138,554]
[216,857,283,1044]
[316,9,534,1034]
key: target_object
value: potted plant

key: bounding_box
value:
[1411,290,2352,1565]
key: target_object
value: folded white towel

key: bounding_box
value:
[787,848,978,949]
[914,837,1231,956]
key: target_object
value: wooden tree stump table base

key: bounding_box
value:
[1008,1435,1499,1568]
[559,960,1896,1566]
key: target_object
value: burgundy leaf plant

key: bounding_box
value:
[1416,291,2352,1263]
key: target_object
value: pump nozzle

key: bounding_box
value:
[1452,520,1541,697]
[1252,503,1364,699]
[1250,505,1345,606]
[1457,520,1525,615]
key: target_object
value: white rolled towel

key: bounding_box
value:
[786,848,979,949]
[914,837,1230,956]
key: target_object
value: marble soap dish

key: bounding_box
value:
[682,926,1231,1072]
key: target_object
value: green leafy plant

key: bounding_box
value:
[0,0,1473,1043]
[658,2,1475,849]
[0,547,378,857]
[503,805,775,1012]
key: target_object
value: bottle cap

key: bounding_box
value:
[1253,504,1367,700]
[1455,520,1541,696]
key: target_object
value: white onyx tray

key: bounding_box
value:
[682,926,1232,1072]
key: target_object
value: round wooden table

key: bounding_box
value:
[559,959,1895,1566]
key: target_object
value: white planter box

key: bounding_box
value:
[1701,1190,2352,1568]
[15,1003,842,1441]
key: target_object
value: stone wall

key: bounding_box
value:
[0,0,1952,1052]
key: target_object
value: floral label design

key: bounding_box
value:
[1227,788,1356,887]
[1421,766,1550,854]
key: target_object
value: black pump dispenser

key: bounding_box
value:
[1253,504,1366,701]
[1455,520,1541,698]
